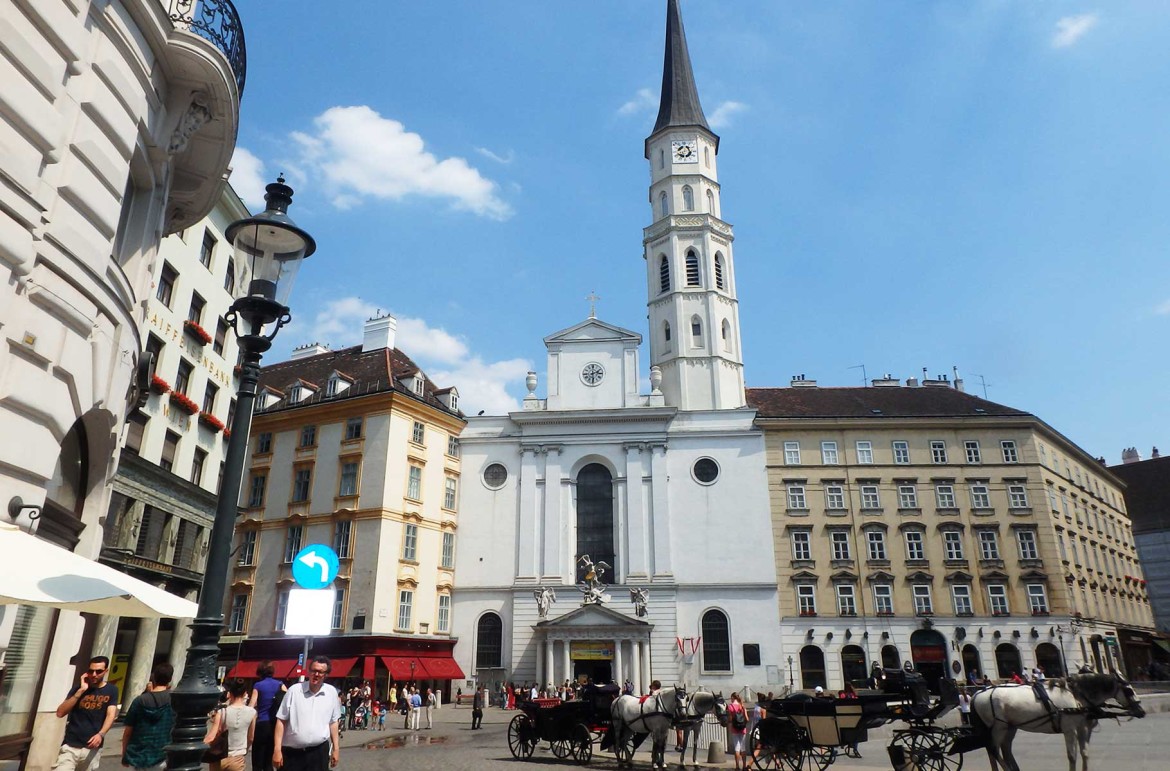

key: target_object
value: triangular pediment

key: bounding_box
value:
[536,602,650,628]
[544,318,642,345]
[945,571,974,583]
[866,570,896,583]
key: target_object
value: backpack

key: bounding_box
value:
[732,707,747,730]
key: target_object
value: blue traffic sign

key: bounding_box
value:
[292,544,340,590]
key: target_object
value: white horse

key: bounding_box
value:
[970,672,1145,771]
[611,686,687,770]
[674,690,727,767]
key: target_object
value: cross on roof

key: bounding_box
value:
[586,290,600,319]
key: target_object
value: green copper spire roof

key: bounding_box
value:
[651,0,713,137]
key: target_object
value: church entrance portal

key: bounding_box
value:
[573,659,613,685]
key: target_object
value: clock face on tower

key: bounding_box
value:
[581,362,605,386]
[672,140,698,163]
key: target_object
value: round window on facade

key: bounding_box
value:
[693,457,719,485]
[483,463,509,489]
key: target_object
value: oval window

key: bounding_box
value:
[483,463,509,489]
[693,457,719,484]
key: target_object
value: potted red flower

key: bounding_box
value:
[199,412,225,432]
[183,319,212,345]
[223,428,232,440]
[149,374,171,394]
[169,391,199,415]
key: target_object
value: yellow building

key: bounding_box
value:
[219,313,467,696]
[748,377,1152,691]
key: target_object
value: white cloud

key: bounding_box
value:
[476,147,514,164]
[1052,13,1098,48]
[618,88,657,116]
[288,297,530,415]
[291,105,512,220]
[1154,298,1170,316]
[708,100,748,129]
[228,147,268,211]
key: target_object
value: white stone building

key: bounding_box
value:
[451,0,783,695]
[0,1,244,765]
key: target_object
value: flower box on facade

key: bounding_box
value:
[798,611,817,617]
[224,428,232,440]
[199,412,225,432]
[169,391,199,415]
[876,611,895,617]
[150,374,171,394]
[1031,610,1050,616]
[992,611,1011,617]
[183,319,212,345]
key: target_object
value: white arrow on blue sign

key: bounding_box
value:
[292,544,340,590]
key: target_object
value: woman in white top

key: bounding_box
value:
[206,677,258,771]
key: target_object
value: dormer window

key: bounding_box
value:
[325,374,351,397]
[289,385,303,403]
[449,392,458,411]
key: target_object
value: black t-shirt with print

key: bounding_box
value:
[62,683,119,748]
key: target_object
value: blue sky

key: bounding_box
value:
[230,1,1170,462]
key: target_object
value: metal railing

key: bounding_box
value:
[170,0,247,95]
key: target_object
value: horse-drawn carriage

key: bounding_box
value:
[507,683,623,764]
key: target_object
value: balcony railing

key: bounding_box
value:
[170,0,247,95]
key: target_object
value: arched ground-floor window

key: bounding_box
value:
[840,645,867,689]
[995,643,1022,680]
[701,609,731,673]
[800,645,826,690]
[476,613,503,669]
[881,644,901,669]
[1036,642,1064,677]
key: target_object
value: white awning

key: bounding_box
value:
[0,522,198,618]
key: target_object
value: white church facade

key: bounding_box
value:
[451,0,783,694]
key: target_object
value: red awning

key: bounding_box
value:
[327,657,358,678]
[227,659,299,680]
[226,660,259,679]
[419,657,465,680]
[382,656,425,681]
[362,655,376,680]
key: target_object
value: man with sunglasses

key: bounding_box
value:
[272,657,340,770]
[52,656,119,770]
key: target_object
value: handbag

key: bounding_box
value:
[202,708,229,763]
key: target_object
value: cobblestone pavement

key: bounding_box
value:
[333,703,1170,771]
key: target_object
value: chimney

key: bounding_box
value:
[290,342,329,361]
[1121,447,1142,464]
[906,377,920,387]
[1153,446,1161,459]
[872,374,900,387]
[362,312,397,352]
[790,374,818,388]
[952,366,965,392]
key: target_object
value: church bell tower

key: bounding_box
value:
[643,0,745,411]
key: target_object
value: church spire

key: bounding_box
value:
[651,0,714,138]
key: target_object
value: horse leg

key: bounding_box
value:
[1063,727,1078,771]
[1078,725,1091,771]
[1000,726,1021,771]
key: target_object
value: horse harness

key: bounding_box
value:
[630,690,686,730]
[982,683,1109,733]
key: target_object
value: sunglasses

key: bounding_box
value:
[87,669,106,675]
[309,670,328,677]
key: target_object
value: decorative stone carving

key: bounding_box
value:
[577,554,611,605]
[649,366,663,394]
[168,95,213,155]
[534,586,556,619]
[630,587,649,617]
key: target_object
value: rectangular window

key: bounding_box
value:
[936,484,956,509]
[145,334,164,377]
[300,425,317,447]
[407,465,422,501]
[397,589,413,630]
[791,531,811,561]
[248,473,266,508]
[951,585,973,615]
[830,531,851,560]
[797,585,817,615]
[257,432,272,454]
[188,293,205,326]
[443,476,457,509]
[213,318,228,356]
[229,594,248,633]
[161,431,179,472]
[978,530,1000,560]
[784,441,801,465]
[156,262,177,307]
[905,531,925,561]
[913,585,933,615]
[1039,444,1048,466]
[1001,440,1019,463]
[856,441,873,464]
[403,523,418,561]
[943,530,964,560]
[860,485,880,510]
[332,587,345,630]
[202,382,218,414]
[200,230,216,268]
[447,435,459,457]
[283,526,303,563]
[292,467,312,502]
[437,594,451,632]
[275,590,289,632]
[441,531,455,569]
[892,441,910,464]
[237,530,256,566]
[874,584,894,615]
[930,440,948,464]
[190,448,207,486]
[825,484,845,510]
[866,530,887,561]
[333,520,352,559]
[1017,530,1039,560]
[786,484,807,510]
[412,420,425,444]
[964,440,982,464]
[339,461,359,497]
[897,484,919,509]
[1027,584,1050,615]
[988,585,1010,615]
[1008,484,1029,509]
[970,482,991,509]
[837,585,857,616]
[821,441,839,465]
[344,416,363,440]
[175,359,193,395]
[325,378,338,397]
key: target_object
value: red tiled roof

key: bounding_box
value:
[746,386,1031,419]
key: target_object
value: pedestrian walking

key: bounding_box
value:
[206,678,257,771]
[409,688,422,730]
[471,686,484,730]
[958,688,972,726]
[120,662,175,771]
[52,656,119,771]
[726,692,749,771]
[272,656,340,771]
[424,688,435,729]
[251,661,287,771]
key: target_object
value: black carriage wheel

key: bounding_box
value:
[749,725,781,770]
[614,730,636,764]
[507,714,536,759]
[805,746,837,771]
[890,728,962,771]
[572,723,593,765]
[551,739,573,759]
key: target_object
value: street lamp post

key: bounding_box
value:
[166,177,316,771]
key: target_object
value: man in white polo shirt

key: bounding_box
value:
[273,656,341,770]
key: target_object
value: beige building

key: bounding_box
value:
[748,377,1153,691]
[219,314,467,696]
